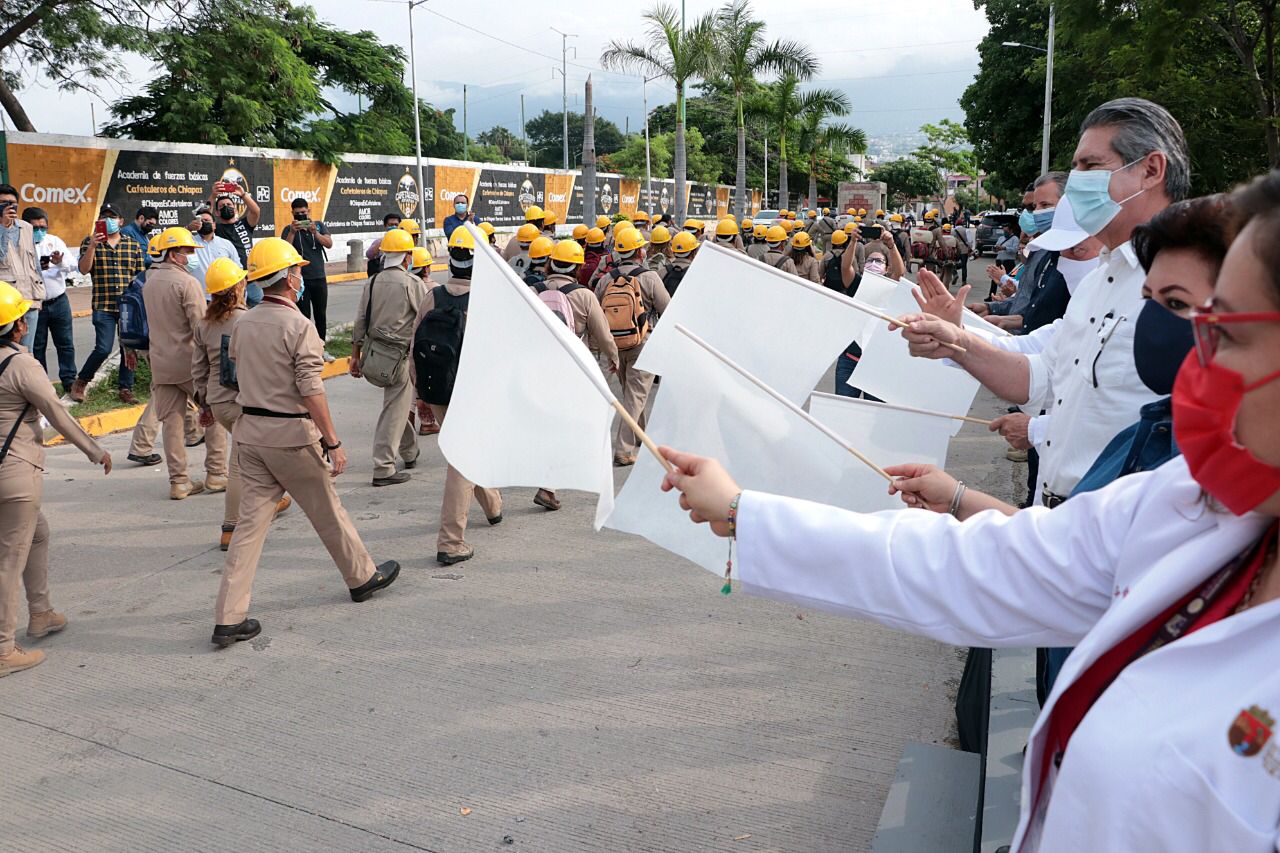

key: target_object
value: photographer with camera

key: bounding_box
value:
[209,180,260,267]
[0,185,42,351]
[21,207,76,394]
[279,197,333,355]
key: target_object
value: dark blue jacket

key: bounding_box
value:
[1071,397,1179,497]
[442,212,484,238]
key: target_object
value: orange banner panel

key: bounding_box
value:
[542,173,574,223]
[272,159,337,232]
[8,144,108,245]
[434,166,480,227]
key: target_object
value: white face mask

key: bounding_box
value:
[865,257,887,275]
[1055,255,1101,295]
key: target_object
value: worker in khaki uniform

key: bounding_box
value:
[0,283,111,677]
[412,227,503,566]
[760,225,798,275]
[214,238,399,648]
[631,210,652,241]
[746,224,769,261]
[504,206,544,261]
[143,227,223,499]
[192,257,292,551]
[593,227,670,466]
[646,226,672,276]
[349,227,428,486]
[788,231,822,283]
[710,217,746,253]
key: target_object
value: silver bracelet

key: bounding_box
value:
[948,481,967,517]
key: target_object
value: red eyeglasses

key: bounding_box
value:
[1190,306,1280,366]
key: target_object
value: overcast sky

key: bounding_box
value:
[15,0,996,143]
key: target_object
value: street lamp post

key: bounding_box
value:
[551,27,578,171]
[408,0,429,245]
[1002,2,1054,175]
[643,73,661,213]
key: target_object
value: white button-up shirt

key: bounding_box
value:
[1024,241,1158,498]
[36,233,76,301]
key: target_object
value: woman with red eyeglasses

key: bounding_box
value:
[659,170,1280,851]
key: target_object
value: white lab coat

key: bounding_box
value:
[736,455,1280,851]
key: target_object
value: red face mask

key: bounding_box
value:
[1172,349,1280,515]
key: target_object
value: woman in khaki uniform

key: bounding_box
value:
[0,282,111,677]
[192,257,291,550]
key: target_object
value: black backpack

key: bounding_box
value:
[662,263,688,297]
[413,285,469,406]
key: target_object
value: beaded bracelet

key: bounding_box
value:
[723,492,742,595]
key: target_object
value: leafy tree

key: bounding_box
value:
[601,132,672,180]
[602,2,717,224]
[475,125,528,161]
[746,72,805,208]
[795,89,865,207]
[869,158,941,205]
[525,109,623,168]
[712,0,817,217]
[910,119,979,199]
[0,0,190,131]
[465,142,508,164]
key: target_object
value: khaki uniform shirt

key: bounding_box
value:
[746,242,769,262]
[763,249,797,276]
[353,265,429,348]
[142,260,205,385]
[0,345,103,470]
[230,298,325,447]
[543,273,619,366]
[192,305,246,408]
[501,238,526,262]
[593,263,672,318]
[646,252,670,276]
[0,221,44,307]
[792,253,821,283]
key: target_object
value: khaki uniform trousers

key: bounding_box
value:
[151,382,209,485]
[215,442,376,625]
[0,461,50,655]
[371,369,419,478]
[210,402,243,527]
[429,404,501,555]
[613,345,654,459]
[129,395,203,456]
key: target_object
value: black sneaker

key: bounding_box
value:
[437,548,474,566]
[349,561,401,602]
[371,471,411,487]
[211,619,261,648]
[128,452,162,466]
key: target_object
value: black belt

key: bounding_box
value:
[1042,491,1067,509]
[242,406,311,419]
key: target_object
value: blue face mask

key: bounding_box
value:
[31,227,47,243]
[454,203,468,215]
[1064,159,1147,236]
[1031,207,1056,234]
[105,218,121,235]
[1018,209,1037,235]
[1133,298,1194,396]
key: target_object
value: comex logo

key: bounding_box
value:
[21,182,92,204]
[280,187,322,203]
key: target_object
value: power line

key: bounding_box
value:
[815,38,985,54]
[819,67,977,83]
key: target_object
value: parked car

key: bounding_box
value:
[752,209,781,228]
[975,212,1018,255]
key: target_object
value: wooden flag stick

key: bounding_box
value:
[842,298,968,355]
[675,324,894,483]
[809,392,994,427]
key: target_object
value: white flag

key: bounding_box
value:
[808,391,957,458]
[637,241,874,404]
[438,225,617,527]
[606,327,901,575]
[848,283,982,418]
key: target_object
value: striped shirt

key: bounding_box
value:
[80,234,145,313]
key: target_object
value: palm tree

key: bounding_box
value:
[747,73,803,210]
[796,89,866,209]
[602,4,715,226]
[712,0,817,218]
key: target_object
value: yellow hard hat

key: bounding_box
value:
[741,217,754,230]
[543,209,558,226]
[146,233,163,260]
[715,218,738,237]
[551,239,585,265]
[478,221,495,236]
[204,257,246,295]
[585,227,606,247]
[529,235,555,260]
[779,209,790,218]
[857,208,867,216]
[822,207,830,215]
[400,219,421,236]
[830,230,849,247]
[380,228,415,253]
[632,210,650,223]
[411,246,434,269]
[155,226,199,252]
[595,215,612,229]
[0,281,32,327]
[875,209,885,217]
[765,225,787,243]
[843,222,857,234]
[889,213,904,223]
[807,210,817,218]
[752,223,767,238]
[615,227,648,253]
[780,220,796,233]
[524,205,545,222]
[449,227,476,250]
[516,223,540,243]
[246,237,308,282]
[572,223,590,240]
[684,218,705,232]
[649,225,672,245]
[671,231,699,255]
[854,216,863,223]
[942,223,953,232]
[791,231,812,249]
[924,209,937,220]
[846,208,855,216]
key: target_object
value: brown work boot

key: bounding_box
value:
[170,480,206,500]
[534,488,561,511]
[220,524,235,551]
[274,495,292,517]
[26,610,67,639]
[0,644,45,677]
[69,379,87,402]
[118,388,139,405]
[205,475,228,493]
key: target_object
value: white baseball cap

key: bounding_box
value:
[1028,194,1088,252]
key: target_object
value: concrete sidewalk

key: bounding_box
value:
[0,371,1015,851]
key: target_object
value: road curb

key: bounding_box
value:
[47,356,352,445]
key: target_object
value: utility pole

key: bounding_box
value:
[764,136,769,206]
[582,76,597,218]
[407,0,429,244]
[1042,3,1055,175]
[643,75,655,213]
[521,94,528,164]
[463,83,469,160]
[551,27,577,171]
